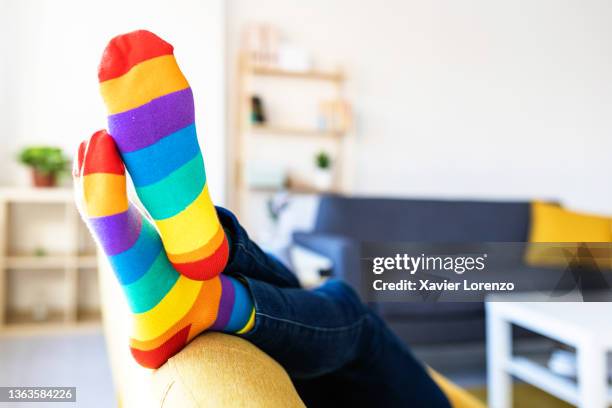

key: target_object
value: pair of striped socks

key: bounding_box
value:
[75,30,254,368]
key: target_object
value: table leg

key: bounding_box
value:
[577,339,607,408]
[487,303,512,408]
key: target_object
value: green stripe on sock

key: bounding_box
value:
[123,251,180,313]
[135,153,206,220]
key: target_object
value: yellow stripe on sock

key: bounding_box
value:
[131,275,203,341]
[166,224,225,264]
[100,55,189,114]
[129,277,222,350]
[156,185,219,256]
[236,308,256,334]
[83,174,128,217]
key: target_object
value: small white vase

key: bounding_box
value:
[314,169,333,191]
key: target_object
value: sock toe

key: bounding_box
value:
[98,29,174,82]
[83,130,125,176]
[81,130,128,218]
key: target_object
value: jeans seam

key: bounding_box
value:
[255,312,367,333]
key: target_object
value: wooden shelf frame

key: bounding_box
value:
[233,55,349,217]
[0,187,101,333]
[248,65,344,82]
[249,124,344,138]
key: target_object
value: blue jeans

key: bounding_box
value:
[218,207,450,408]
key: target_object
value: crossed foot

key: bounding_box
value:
[74,31,254,369]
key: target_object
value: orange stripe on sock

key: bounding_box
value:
[99,30,174,82]
[83,174,128,217]
[166,225,225,264]
[130,325,190,369]
[170,235,229,281]
[128,277,221,351]
[100,55,189,115]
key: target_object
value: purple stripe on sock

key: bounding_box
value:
[108,88,194,153]
[89,206,143,255]
[211,276,235,330]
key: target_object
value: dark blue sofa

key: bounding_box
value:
[293,195,532,345]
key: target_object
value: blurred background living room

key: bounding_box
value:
[1,0,612,407]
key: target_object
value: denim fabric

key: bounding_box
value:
[217,207,450,408]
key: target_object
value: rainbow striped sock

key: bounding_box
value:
[74,130,254,369]
[98,30,226,281]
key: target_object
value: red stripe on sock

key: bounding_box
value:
[171,236,229,281]
[98,30,174,82]
[130,325,191,369]
[82,130,125,176]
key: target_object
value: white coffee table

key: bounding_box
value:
[486,298,612,408]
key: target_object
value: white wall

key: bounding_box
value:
[228,0,612,214]
[1,0,227,203]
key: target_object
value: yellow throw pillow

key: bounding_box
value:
[526,201,612,268]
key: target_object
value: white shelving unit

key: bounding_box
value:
[0,187,101,335]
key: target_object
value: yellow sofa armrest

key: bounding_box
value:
[153,333,305,407]
[98,255,304,407]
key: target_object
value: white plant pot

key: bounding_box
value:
[314,169,333,191]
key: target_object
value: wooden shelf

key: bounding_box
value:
[248,183,335,195]
[249,66,343,82]
[234,53,348,223]
[5,255,97,270]
[0,319,101,337]
[250,125,344,138]
[2,308,102,336]
[7,255,68,270]
[6,309,66,325]
[0,187,101,333]
[0,187,74,203]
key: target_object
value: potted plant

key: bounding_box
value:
[314,151,334,191]
[18,146,69,187]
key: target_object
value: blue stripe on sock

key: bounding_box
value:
[122,123,200,187]
[224,277,253,332]
[135,153,206,220]
[109,220,163,285]
[122,251,180,313]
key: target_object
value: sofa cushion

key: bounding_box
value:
[376,302,484,319]
[527,201,612,269]
[529,201,612,243]
[315,195,530,242]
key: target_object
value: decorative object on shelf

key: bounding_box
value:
[242,23,280,68]
[242,24,313,72]
[31,291,49,322]
[245,160,288,191]
[33,247,47,257]
[314,151,334,191]
[259,192,291,246]
[250,95,267,124]
[18,146,69,187]
[266,192,290,224]
[277,43,312,72]
[318,99,352,133]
